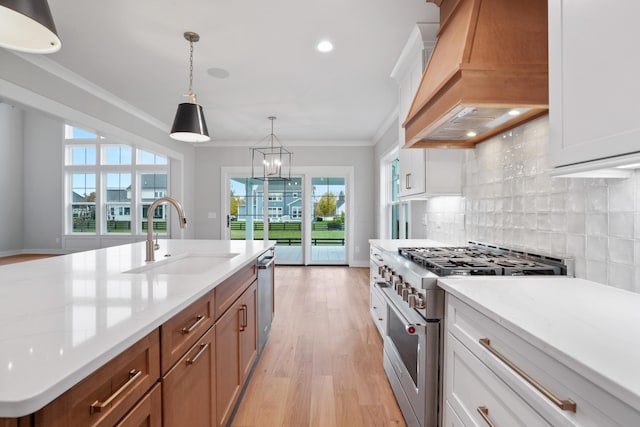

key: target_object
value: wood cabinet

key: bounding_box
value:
[549,0,640,172]
[115,383,161,427]
[161,288,216,374]
[34,330,160,427]
[443,293,640,427]
[163,325,216,427]
[215,281,257,427]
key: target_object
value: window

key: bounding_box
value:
[291,206,302,219]
[268,207,283,217]
[71,173,96,233]
[268,193,283,201]
[64,125,170,236]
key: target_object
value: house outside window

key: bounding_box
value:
[64,125,170,236]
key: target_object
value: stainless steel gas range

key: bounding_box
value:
[369,242,571,427]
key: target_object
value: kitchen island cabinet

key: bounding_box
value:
[438,277,640,427]
[0,239,274,426]
[549,0,640,174]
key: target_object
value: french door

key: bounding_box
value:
[224,167,352,265]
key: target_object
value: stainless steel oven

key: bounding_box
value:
[371,242,571,427]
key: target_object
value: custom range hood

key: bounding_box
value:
[403,0,548,149]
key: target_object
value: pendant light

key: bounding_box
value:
[251,116,292,181]
[0,0,61,53]
[170,31,210,143]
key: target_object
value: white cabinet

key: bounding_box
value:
[369,246,387,337]
[444,293,640,427]
[549,0,640,172]
[399,148,463,198]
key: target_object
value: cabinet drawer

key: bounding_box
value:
[214,263,256,320]
[161,288,215,374]
[115,383,161,427]
[35,330,160,427]
[445,332,551,427]
[446,294,640,427]
[443,400,466,427]
[369,285,386,337]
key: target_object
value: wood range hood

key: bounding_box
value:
[403,0,548,149]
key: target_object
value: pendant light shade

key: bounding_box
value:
[170,31,210,143]
[170,102,209,143]
[0,0,61,53]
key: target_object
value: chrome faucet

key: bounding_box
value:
[146,196,187,262]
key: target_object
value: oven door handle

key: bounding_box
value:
[375,282,426,335]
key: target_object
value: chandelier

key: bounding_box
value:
[251,116,292,181]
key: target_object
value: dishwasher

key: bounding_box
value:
[257,248,275,354]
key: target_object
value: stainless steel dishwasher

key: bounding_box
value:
[257,248,275,354]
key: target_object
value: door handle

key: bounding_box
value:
[226,214,230,228]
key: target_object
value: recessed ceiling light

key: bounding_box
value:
[316,40,334,53]
[466,131,477,138]
[508,109,521,116]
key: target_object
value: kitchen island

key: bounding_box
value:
[438,277,640,426]
[0,239,274,422]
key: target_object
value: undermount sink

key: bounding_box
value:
[124,252,240,275]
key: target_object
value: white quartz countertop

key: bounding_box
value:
[0,239,274,417]
[369,239,448,252]
[437,277,640,410]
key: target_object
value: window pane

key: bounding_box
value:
[105,173,131,202]
[65,125,97,139]
[71,173,96,234]
[104,145,132,165]
[140,173,168,233]
[105,173,131,233]
[138,149,167,165]
[391,158,400,202]
[70,146,96,165]
[72,173,96,199]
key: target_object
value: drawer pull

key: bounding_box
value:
[476,406,494,427]
[182,315,206,335]
[90,369,143,414]
[479,338,577,412]
[242,304,248,328]
[186,343,209,365]
[239,306,246,331]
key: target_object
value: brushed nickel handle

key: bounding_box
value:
[186,343,209,365]
[90,369,143,414]
[405,173,412,189]
[239,306,246,331]
[476,406,494,427]
[181,315,205,335]
[479,338,577,412]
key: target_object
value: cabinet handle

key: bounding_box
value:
[182,315,206,335]
[90,369,143,414]
[239,306,246,331]
[242,304,248,328]
[186,343,209,366]
[405,173,412,189]
[479,338,577,412]
[476,406,494,427]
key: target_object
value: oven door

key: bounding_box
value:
[376,282,440,427]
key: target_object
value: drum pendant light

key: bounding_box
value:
[170,31,210,143]
[0,0,61,53]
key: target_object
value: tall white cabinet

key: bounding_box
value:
[392,23,463,198]
[549,0,640,172]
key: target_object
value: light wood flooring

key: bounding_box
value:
[231,266,406,427]
[0,254,59,266]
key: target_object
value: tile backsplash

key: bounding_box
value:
[424,115,640,292]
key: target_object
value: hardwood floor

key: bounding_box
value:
[231,266,406,427]
[0,254,59,266]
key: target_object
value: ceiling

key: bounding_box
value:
[44,0,439,146]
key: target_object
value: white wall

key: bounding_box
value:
[424,115,640,292]
[0,104,24,255]
[22,111,63,251]
[193,145,375,266]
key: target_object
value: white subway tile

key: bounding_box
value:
[567,235,586,258]
[609,178,635,212]
[609,212,634,238]
[585,213,608,236]
[585,260,607,285]
[608,263,635,291]
[586,236,608,261]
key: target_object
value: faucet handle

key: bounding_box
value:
[154,233,160,250]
